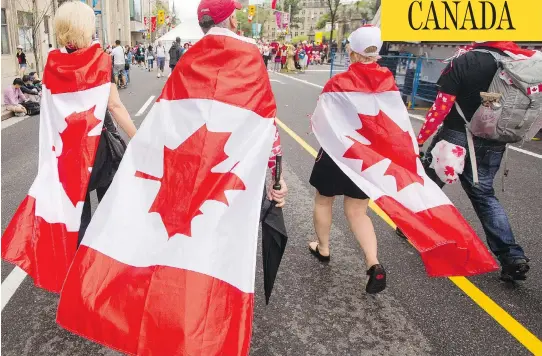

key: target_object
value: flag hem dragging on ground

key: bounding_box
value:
[311,62,499,277]
[57,27,276,355]
[1,44,111,292]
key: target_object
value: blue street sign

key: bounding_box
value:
[94,10,101,14]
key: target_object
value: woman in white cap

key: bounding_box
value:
[308,25,386,294]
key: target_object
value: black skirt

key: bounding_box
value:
[310,148,369,200]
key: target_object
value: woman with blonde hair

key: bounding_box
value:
[308,26,386,294]
[54,1,137,242]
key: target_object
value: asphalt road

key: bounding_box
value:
[1,65,541,356]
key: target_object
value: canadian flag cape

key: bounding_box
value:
[1,44,111,292]
[57,28,276,355]
[311,62,499,277]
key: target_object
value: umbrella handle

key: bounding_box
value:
[272,155,282,191]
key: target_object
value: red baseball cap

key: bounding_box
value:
[198,0,242,24]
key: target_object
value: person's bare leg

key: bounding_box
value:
[344,196,379,269]
[309,191,334,256]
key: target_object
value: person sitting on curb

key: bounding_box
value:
[21,75,41,102]
[3,78,28,117]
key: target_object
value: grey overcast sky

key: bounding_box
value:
[174,0,199,21]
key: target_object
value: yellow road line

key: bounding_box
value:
[274,117,542,355]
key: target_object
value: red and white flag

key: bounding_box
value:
[57,28,276,355]
[1,44,111,292]
[311,62,499,277]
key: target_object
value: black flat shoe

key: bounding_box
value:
[500,258,530,282]
[366,264,386,294]
[309,244,330,262]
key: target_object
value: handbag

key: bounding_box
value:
[88,112,127,190]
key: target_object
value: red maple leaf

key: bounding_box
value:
[55,106,102,206]
[135,124,246,238]
[452,146,465,158]
[343,110,423,191]
[444,166,455,177]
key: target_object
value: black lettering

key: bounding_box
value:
[481,1,496,29]
[460,1,479,30]
[442,1,459,29]
[423,1,442,30]
[497,1,515,29]
[408,0,423,30]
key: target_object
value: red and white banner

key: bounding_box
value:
[57,28,276,355]
[1,44,111,292]
[311,62,499,277]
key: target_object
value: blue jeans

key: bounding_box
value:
[422,127,525,262]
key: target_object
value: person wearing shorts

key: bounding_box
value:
[155,41,166,78]
[16,46,27,77]
[111,40,126,87]
[307,26,388,295]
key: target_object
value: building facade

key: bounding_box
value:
[263,0,327,40]
[1,0,54,92]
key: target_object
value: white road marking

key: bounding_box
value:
[1,115,31,130]
[1,267,27,311]
[272,71,324,89]
[135,95,156,117]
[270,79,285,84]
[304,69,346,72]
[274,72,542,161]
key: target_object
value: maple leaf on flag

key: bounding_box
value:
[452,146,464,157]
[343,110,423,191]
[135,124,246,238]
[444,166,455,176]
[55,106,102,206]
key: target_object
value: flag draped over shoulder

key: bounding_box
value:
[311,62,499,277]
[57,28,276,356]
[1,44,111,292]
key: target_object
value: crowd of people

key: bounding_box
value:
[258,40,328,72]
[102,38,192,88]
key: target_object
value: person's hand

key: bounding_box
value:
[267,178,288,208]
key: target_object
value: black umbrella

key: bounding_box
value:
[260,156,289,305]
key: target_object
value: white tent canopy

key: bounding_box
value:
[156,20,204,44]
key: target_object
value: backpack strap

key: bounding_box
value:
[454,101,479,186]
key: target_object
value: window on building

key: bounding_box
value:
[301,31,304,35]
[17,11,33,52]
[1,8,9,54]
[294,31,298,36]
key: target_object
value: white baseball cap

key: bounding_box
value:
[348,25,382,57]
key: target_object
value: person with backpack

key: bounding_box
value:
[168,37,184,75]
[415,41,542,282]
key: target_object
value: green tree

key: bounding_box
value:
[282,0,302,29]
[325,0,340,51]
[315,13,330,30]
[235,9,252,37]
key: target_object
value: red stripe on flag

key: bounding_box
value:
[159,34,277,119]
[43,44,112,94]
[1,196,78,292]
[322,62,399,94]
[57,246,253,355]
[375,196,499,276]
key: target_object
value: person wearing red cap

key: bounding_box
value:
[196,0,288,206]
[197,0,242,34]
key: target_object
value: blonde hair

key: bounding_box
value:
[349,45,379,64]
[55,1,95,49]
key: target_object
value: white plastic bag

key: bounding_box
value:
[429,140,466,184]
